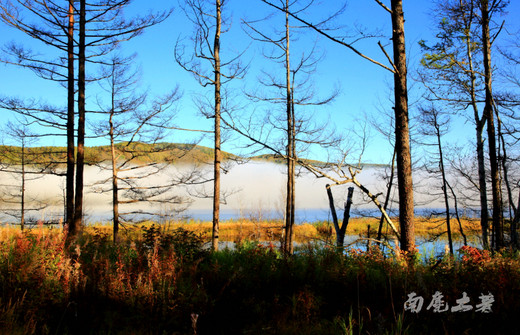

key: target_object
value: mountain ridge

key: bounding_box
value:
[0,143,387,168]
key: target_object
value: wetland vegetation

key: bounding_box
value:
[1,218,516,334]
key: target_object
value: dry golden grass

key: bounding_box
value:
[139,216,482,243]
[344,216,482,237]
[164,219,319,243]
[0,216,483,244]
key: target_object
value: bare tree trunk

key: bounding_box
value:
[340,187,354,248]
[437,122,453,255]
[446,180,468,246]
[289,98,296,253]
[513,189,520,249]
[498,126,512,219]
[326,184,339,232]
[212,0,222,252]
[391,0,415,252]
[325,185,354,249]
[498,118,519,247]
[109,106,119,243]
[72,0,86,237]
[284,0,295,255]
[20,140,25,231]
[462,4,489,248]
[377,147,396,242]
[481,0,502,249]
[66,0,75,230]
[476,121,489,247]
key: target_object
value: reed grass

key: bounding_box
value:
[80,216,482,243]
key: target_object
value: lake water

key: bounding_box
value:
[216,235,477,258]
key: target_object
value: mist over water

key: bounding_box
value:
[0,161,446,223]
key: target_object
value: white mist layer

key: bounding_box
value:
[0,161,444,222]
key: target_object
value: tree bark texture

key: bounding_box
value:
[480,0,503,249]
[284,0,295,255]
[109,96,119,243]
[66,0,75,230]
[325,185,354,249]
[436,121,453,254]
[391,0,415,252]
[476,116,489,248]
[21,140,25,231]
[212,0,222,252]
[72,0,86,236]
[463,7,489,248]
[377,148,396,241]
[467,40,490,249]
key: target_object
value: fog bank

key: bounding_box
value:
[0,161,443,222]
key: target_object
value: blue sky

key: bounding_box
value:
[1,0,519,164]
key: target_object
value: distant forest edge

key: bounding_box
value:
[0,143,387,168]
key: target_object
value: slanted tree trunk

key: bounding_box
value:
[66,0,75,230]
[72,0,86,237]
[326,185,339,235]
[212,0,222,252]
[435,119,453,255]
[481,0,503,249]
[377,147,396,242]
[391,0,415,252]
[446,180,468,246]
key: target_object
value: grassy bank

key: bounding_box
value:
[1,222,518,334]
[81,216,482,244]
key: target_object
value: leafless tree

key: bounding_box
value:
[0,118,53,230]
[238,0,340,254]
[258,0,415,252]
[174,0,246,251]
[222,114,402,246]
[416,105,456,254]
[0,0,171,236]
[497,31,520,248]
[89,54,200,242]
[0,1,76,228]
[72,0,171,236]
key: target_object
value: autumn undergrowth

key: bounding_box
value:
[1,224,519,334]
